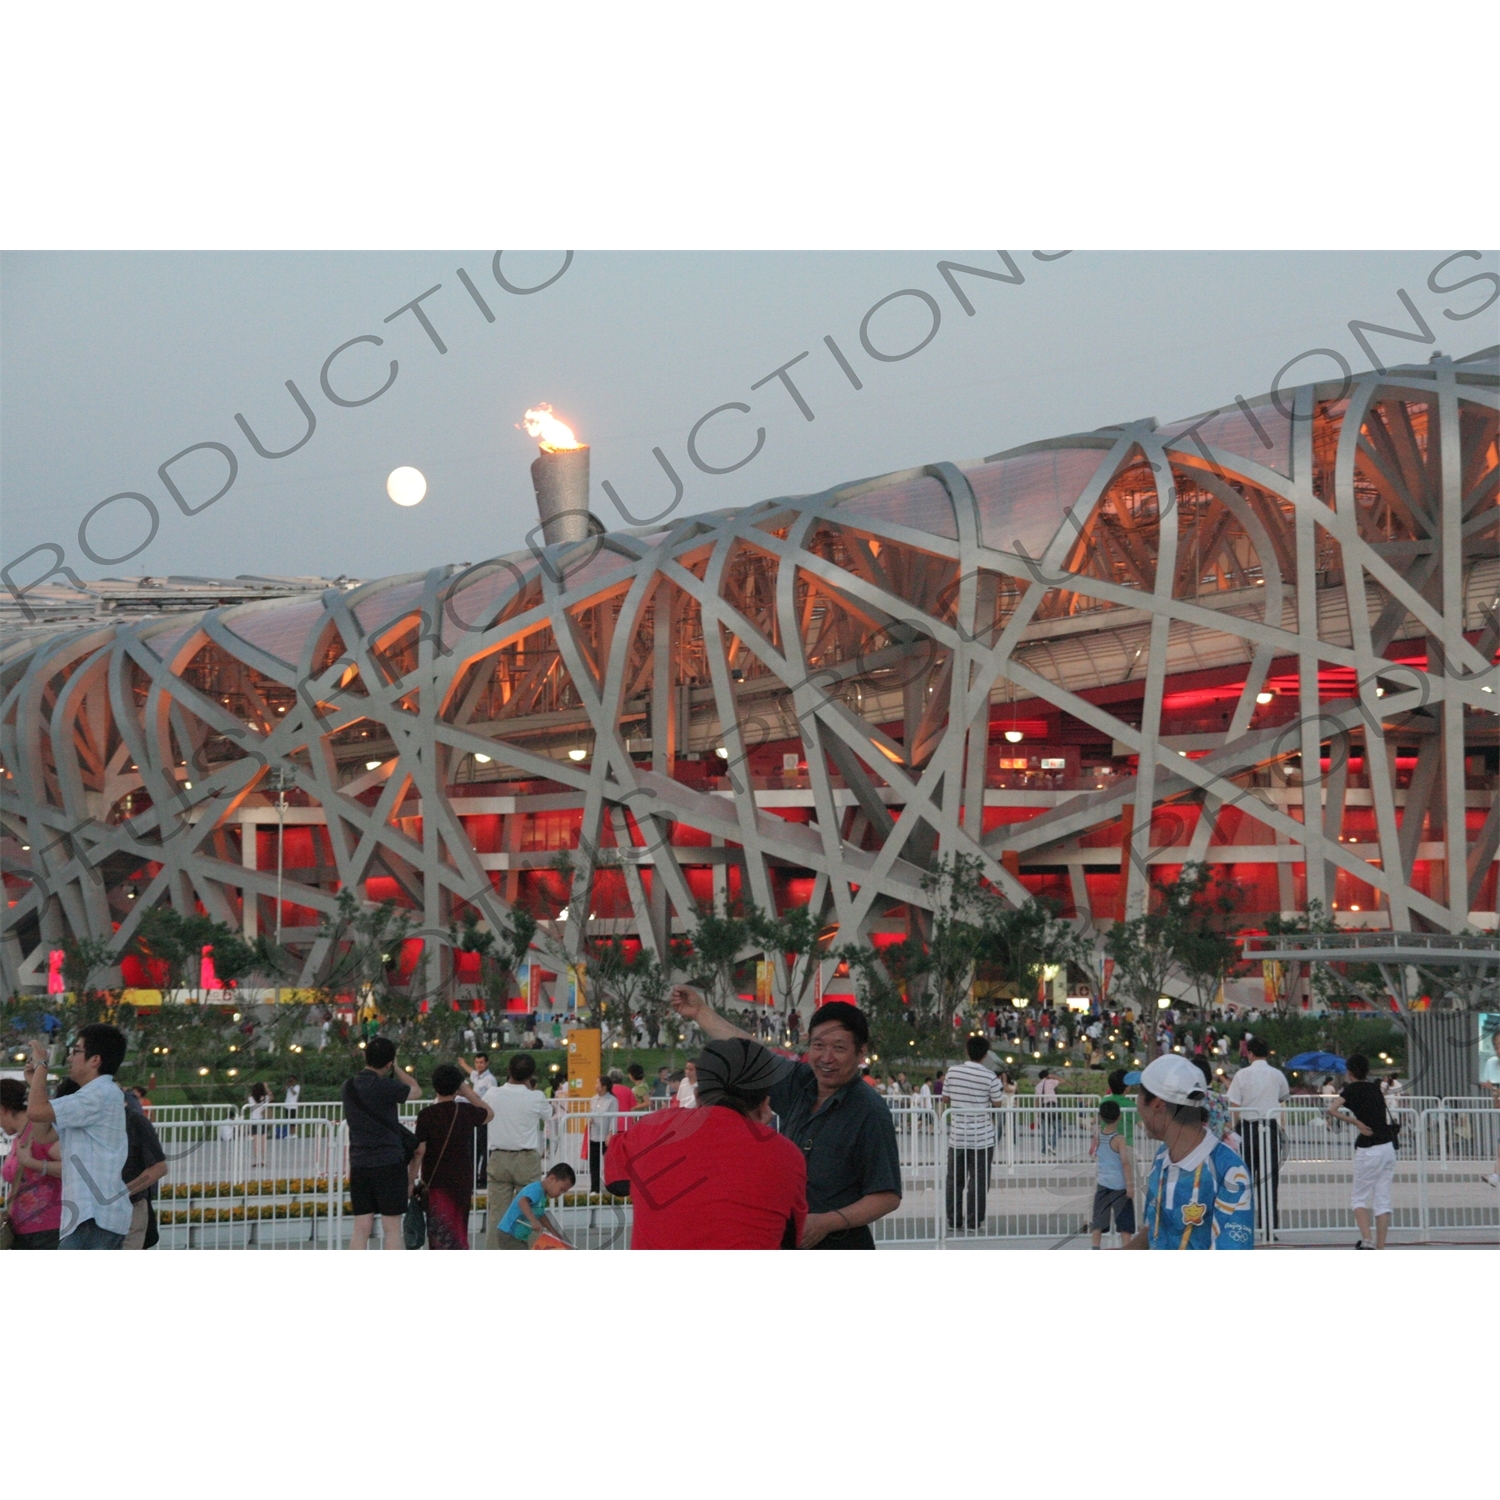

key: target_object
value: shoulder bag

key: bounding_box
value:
[404,1101,461,1250]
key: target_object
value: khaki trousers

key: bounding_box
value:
[122,1198,150,1250]
[484,1148,540,1249]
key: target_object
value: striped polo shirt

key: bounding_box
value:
[943,1061,1005,1148]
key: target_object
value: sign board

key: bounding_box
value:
[566,1027,601,1100]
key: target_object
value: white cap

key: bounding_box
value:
[1139,1053,1210,1107]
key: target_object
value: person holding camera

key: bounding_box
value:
[342,1037,422,1250]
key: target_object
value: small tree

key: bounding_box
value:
[979,897,1085,1006]
[836,937,948,1061]
[1105,909,1181,1020]
[278,891,422,1048]
[686,898,758,1011]
[126,906,193,992]
[1165,862,1244,1014]
[60,935,116,1025]
[918,854,994,1025]
[749,901,834,1019]
[1259,901,1337,1018]
[589,938,672,1043]
[205,929,258,990]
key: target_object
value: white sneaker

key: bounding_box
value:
[1485,1173,1500,1187]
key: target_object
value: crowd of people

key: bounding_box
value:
[5,999,1494,1253]
[328,989,1416,1253]
[334,991,901,1250]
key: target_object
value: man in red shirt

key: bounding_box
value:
[604,1038,806,1249]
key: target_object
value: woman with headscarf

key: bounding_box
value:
[603,1037,806,1249]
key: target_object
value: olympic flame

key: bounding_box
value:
[521,404,583,452]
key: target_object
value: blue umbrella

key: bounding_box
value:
[1284,1051,1346,1072]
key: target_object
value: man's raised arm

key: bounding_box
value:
[26,1041,55,1124]
[668,985,753,1044]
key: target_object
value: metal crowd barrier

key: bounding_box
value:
[152,1118,344,1248]
[1236,1105,1499,1246]
[6,1097,1496,1250]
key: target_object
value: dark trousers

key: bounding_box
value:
[1240,1119,1282,1234]
[59,1218,124,1250]
[946,1146,993,1231]
[589,1138,604,1195]
[475,1123,488,1188]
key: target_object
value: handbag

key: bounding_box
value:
[2,1131,51,1247]
[343,1077,419,1162]
[404,1101,461,1250]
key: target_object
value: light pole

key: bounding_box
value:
[268,766,296,1006]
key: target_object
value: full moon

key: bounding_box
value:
[386,467,427,506]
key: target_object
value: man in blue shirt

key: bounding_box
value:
[1125,1054,1253,1250]
[494,1163,575,1248]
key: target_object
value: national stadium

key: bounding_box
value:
[2,346,1497,1004]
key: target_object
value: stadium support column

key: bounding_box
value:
[1435,359,1469,931]
[1292,382,1327,913]
[652,580,675,774]
[241,813,258,939]
[962,574,996,837]
[647,580,677,954]
[1124,432,1178,922]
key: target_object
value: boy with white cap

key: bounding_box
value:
[1123,1053,1253,1250]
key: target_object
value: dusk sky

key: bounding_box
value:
[3,249,1496,586]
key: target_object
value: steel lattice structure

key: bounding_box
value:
[3,349,1497,1001]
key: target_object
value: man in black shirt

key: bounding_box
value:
[1327,1052,1394,1250]
[121,1088,168,1249]
[342,1035,422,1250]
[669,988,901,1248]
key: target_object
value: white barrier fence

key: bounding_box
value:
[151,1118,344,1249]
[6,1100,1496,1249]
